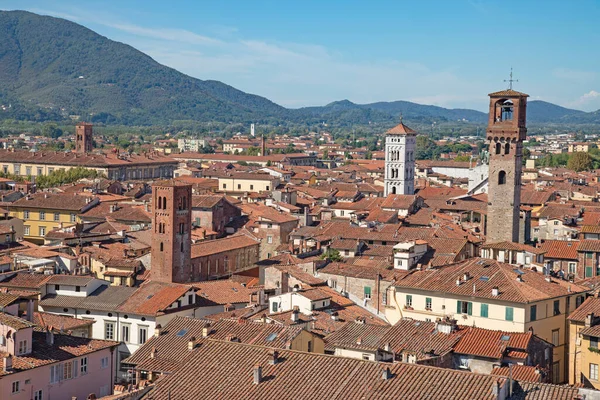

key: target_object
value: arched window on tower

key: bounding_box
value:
[156,196,161,210]
[160,242,164,252]
[163,197,167,209]
[495,142,502,155]
[498,171,507,185]
[392,186,397,194]
[505,142,510,154]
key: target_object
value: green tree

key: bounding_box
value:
[567,152,592,172]
[42,123,63,139]
[320,249,342,262]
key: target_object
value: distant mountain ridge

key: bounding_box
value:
[0,10,597,127]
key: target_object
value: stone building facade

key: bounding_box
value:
[486,89,528,243]
[151,181,192,283]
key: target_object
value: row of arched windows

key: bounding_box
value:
[156,196,168,210]
[388,150,414,162]
[495,142,511,155]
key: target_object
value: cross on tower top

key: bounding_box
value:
[504,67,518,90]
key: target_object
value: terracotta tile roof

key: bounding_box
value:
[40,284,136,311]
[80,202,151,223]
[415,186,467,199]
[386,121,418,135]
[581,225,600,234]
[0,272,52,290]
[0,292,20,307]
[579,239,600,253]
[453,327,532,359]
[509,381,579,399]
[192,280,257,306]
[488,88,529,97]
[491,365,544,383]
[393,258,588,304]
[0,311,35,330]
[148,339,506,400]
[481,241,546,255]
[568,297,600,323]
[191,194,228,208]
[191,233,259,258]
[34,312,94,331]
[259,256,325,286]
[240,203,298,224]
[538,240,579,260]
[380,319,464,358]
[118,281,193,316]
[521,190,554,206]
[48,275,96,286]
[0,329,118,377]
[381,194,419,210]
[324,322,391,351]
[12,192,97,211]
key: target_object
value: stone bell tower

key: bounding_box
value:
[486,87,528,243]
[75,122,93,154]
[384,119,416,196]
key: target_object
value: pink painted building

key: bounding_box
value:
[0,311,118,399]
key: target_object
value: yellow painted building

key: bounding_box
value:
[568,296,600,387]
[9,193,99,243]
[383,258,589,383]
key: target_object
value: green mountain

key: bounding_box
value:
[0,10,597,128]
[0,10,288,125]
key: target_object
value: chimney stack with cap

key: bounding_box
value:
[253,364,263,385]
[154,324,162,337]
[2,354,13,372]
[188,337,196,351]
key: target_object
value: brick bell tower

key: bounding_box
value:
[151,180,192,283]
[75,122,93,154]
[486,87,528,243]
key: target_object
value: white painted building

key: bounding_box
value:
[384,121,416,196]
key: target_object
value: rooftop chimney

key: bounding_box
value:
[188,337,196,351]
[150,347,157,359]
[291,307,299,323]
[46,328,54,346]
[202,326,210,338]
[154,324,162,337]
[586,313,595,328]
[516,275,523,282]
[381,367,392,380]
[492,286,499,297]
[253,364,263,385]
[2,354,13,372]
[269,350,280,365]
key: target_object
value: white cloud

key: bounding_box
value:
[102,22,222,46]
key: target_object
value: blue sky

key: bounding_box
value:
[2,0,600,111]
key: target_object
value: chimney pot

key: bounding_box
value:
[2,354,13,372]
[381,367,392,380]
[188,337,196,351]
[46,328,54,346]
[253,364,263,385]
[269,350,280,365]
[154,324,162,337]
[492,286,499,296]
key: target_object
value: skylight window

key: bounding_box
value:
[500,335,510,341]
[176,329,188,337]
[266,333,278,342]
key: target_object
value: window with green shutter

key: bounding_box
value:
[406,295,412,307]
[467,302,472,316]
[457,301,463,314]
[506,307,514,321]
[480,303,488,318]
[425,297,432,310]
[587,266,594,278]
[364,286,371,299]
[530,305,537,321]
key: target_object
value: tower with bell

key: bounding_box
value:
[486,70,528,243]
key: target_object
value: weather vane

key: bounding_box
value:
[504,67,518,90]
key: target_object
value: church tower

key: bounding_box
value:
[75,122,93,154]
[384,119,416,196]
[151,180,192,283]
[486,88,528,243]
